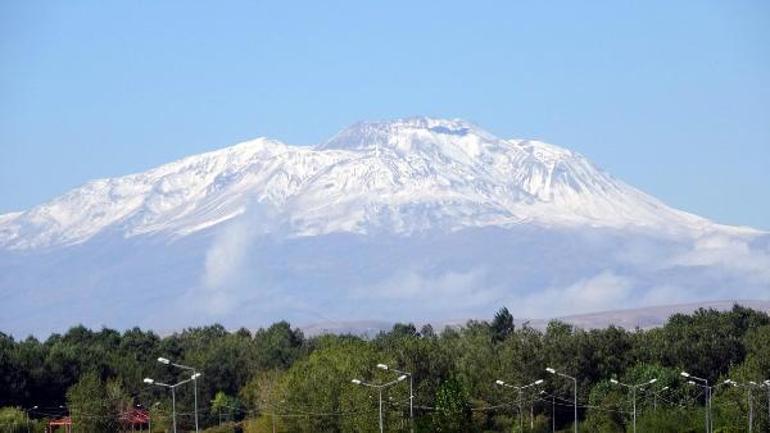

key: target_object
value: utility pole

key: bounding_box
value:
[157,358,202,433]
[547,368,578,433]
[552,394,556,433]
[609,378,657,433]
[377,363,414,433]
[496,379,544,433]
[352,375,407,433]
[682,372,710,433]
[143,376,195,433]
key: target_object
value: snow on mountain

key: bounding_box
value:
[0,117,741,251]
[1,117,768,337]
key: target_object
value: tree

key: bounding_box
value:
[279,336,388,433]
[2,306,769,433]
[432,377,472,433]
[490,307,514,344]
[66,371,114,433]
[210,391,241,424]
[253,321,305,370]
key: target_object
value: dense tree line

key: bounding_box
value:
[1,306,769,432]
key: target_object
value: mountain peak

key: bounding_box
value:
[318,116,495,152]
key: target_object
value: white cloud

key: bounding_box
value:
[353,267,501,312]
[668,233,770,284]
[516,270,634,318]
[190,200,284,316]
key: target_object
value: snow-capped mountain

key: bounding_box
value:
[1,117,768,337]
[0,117,735,250]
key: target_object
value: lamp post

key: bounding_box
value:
[158,357,202,433]
[682,371,710,433]
[351,375,407,433]
[547,367,578,433]
[730,381,760,433]
[495,378,543,432]
[764,381,770,429]
[540,390,555,433]
[25,405,38,433]
[609,378,657,433]
[144,375,195,433]
[377,363,414,433]
[748,382,756,433]
[654,386,669,410]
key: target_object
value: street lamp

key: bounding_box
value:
[351,375,407,433]
[377,363,414,433]
[729,381,760,433]
[540,390,555,433]
[495,378,543,433]
[143,375,195,433]
[25,405,38,433]
[682,371,710,433]
[653,386,670,410]
[609,378,657,433]
[158,357,202,433]
[547,367,578,433]
[763,381,770,428]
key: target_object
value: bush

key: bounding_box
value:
[0,407,27,433]
[201,421,241,433]
[242,416,287,433]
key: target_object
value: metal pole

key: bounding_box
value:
[379,388,384,433]
[748,387,752,433]
[568,378,577,433]
[194,377,199,433]
[409,375,414,433]
[171,386,177,433]
[552,395,555,433]
[519,388,523,433]
[632,386,637,433]
[703,386,708,433]
[708,387,713,433]
[706,382,714,433]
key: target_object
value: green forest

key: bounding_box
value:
[1,305,769,433]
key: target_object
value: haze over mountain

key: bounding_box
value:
[1,117,768,337]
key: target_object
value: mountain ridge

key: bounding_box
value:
[0,116,754,251]
[300,299,770,337]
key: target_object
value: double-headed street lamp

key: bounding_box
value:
[144,376,196,433]
[495,378,543,432]
[547,367,578,433]
[158,357,202,433]
[682,371,710,433]
[609,378,657,433]
[377,363,414,433]
[724,380,759,433]
[351,375,407,433]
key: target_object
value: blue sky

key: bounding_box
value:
[1,1,768,229]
